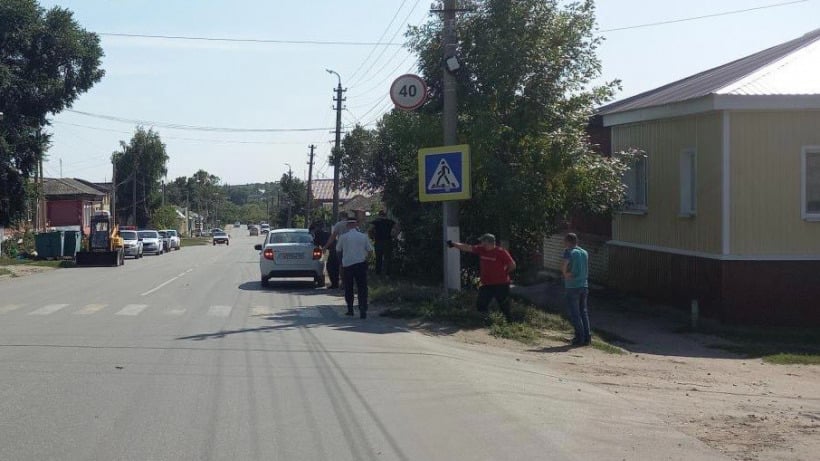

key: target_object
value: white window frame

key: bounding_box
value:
[679,148,697,217]
[623,155,648,213]
[802,146,820,221]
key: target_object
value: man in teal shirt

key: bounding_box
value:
[562,233,590,346]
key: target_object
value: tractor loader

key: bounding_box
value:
[75,211,125,267]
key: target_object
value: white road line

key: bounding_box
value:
[28,304,69,316]
[0,304,23,314]
[75,304,107,315]
[207,305,232,317]
[116,304,148,316]
[140,276,179,296]
[164,308,186,316]
[250,306,275,316]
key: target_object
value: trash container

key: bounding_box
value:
[62,231,82,258]
[35,231,65,259]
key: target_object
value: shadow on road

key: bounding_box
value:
[237,280,340,296]
[175,305,407,342]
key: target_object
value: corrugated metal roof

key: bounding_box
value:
[599,28,820,115]
[311,178,370,202]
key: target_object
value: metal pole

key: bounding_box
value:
[327,69,345,224]
[442,0,461,292]
[306,144,315,228]
[111,159,116,224]
[132,150,138,227]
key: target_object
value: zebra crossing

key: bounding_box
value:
[0,302,335,320]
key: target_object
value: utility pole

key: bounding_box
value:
[111,158,117,224]
[132,150,138,227]
[285,163,293,228]
[306,144,316,228]
[326,69,346,223]
[441,0,462,291]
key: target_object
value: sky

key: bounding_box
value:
[36,0,820,185]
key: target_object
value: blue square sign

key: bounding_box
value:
[418,144,471,202]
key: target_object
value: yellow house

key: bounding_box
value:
[599,28,820,326]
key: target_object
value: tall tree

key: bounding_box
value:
[340,0,632,277]
[0,0,104,225]
[112,127,169,227]
[277,172,306,228]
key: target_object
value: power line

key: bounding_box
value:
[348,0,422,88]
[67,110,339,133]
[600,0,808,33]
[347,0,410,83]
[52,121,308,145]
[100,32,404,47]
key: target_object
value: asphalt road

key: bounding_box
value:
[0,228,728,461]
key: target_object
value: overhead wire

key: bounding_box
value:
[52,121,307,145]
[346,0,410,84]
[100,32,404,47]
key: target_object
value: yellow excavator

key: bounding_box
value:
[75,211,125,267]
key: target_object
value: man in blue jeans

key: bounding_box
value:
[562,233,590,346]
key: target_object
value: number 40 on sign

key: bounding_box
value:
[390,74,427,111]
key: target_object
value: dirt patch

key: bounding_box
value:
[0,265,55,279]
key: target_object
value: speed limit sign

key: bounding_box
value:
[390,74,427,111]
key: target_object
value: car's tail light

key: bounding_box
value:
[313,248,322,260]
[263,249,275,260]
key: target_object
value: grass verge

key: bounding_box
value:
[181,238,209,247]
[0,267,13,277]
[0,258,74,268]
[374,278,620,352]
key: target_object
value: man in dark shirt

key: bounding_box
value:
[369,210,398,276]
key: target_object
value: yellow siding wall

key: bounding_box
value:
[612,113,723,253]
[730,111,820,255]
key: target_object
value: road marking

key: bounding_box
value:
[75,304,107,315]
[207,305,232,317]
[116,304,148,316]
[250,306,275,316]
[140,276,179,296]
[0,304,23,314]
[164,308,186,316]
[28,304,69,316]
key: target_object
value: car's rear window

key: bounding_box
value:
[268,232,314,244]
[138,231,158,238]
[167,231,177,237]
[214,232,227,237]
[158,231,167,237]
[120,231,137,240]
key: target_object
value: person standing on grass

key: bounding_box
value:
[369,210,398,276]
[562,233,590,346]
[337,218,374,319]
[447,234,516,322]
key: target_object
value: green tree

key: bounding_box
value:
[340,0,632,279]
[113,127,169,227]
[277,173,307,228]
[150,205,179,230]
[0,0,104,226]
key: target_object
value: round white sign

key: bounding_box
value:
[390,74,427,111]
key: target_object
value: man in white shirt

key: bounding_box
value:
[336,219,374,318]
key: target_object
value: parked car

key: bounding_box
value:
[160,229,181,251]
[260,223,271,234]
[157,231,172,252]
[120,230,143,259]
[255,229,325,288]
[249,225,259,236]
[234,221,241,227]
[212,231,230,246]
[138,230,164,255]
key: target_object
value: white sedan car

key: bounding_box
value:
[255,229,325,288]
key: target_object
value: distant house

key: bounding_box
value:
[311,178,378,212]
[598,28,820,326]
[43,178,106,235]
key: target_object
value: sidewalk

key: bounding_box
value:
[512,276,736,359]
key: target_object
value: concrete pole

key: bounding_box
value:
[442,0,461,292]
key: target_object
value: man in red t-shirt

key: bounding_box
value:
[448,233,517,321]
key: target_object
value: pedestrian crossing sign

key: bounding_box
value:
[418,144,471,202]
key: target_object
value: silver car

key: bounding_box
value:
[120,230,143,259]
[138,230,164,255]
[255,229,325,288]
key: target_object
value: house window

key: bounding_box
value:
[803,147,820,220]
[679,149,697,216]
[624,156,648,211]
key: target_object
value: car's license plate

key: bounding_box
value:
[280,253,303,260]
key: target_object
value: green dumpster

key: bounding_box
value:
[62,231,82,258]
[35,231,64,259]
